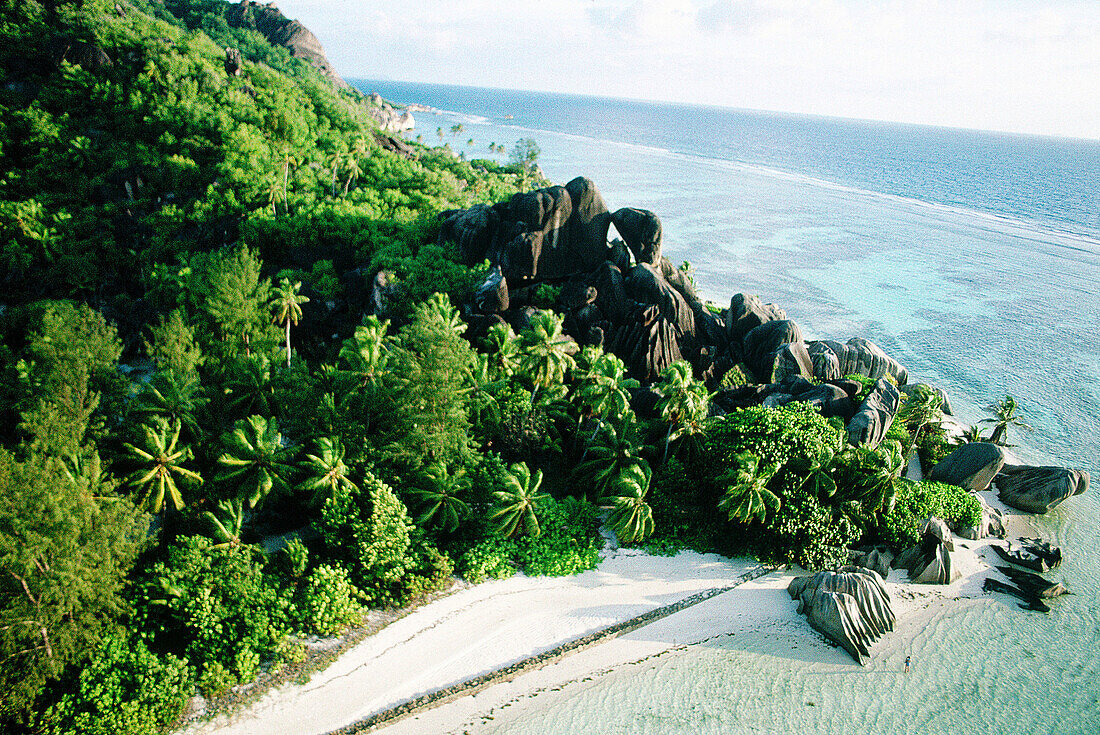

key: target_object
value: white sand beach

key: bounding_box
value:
[184,494,1032,735]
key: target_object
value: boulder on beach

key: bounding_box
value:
[846,378,901,447]
[956,493,1006,541]
[893,517,960,584]
[848,547,894,580]
[788,566,896,665]
[994,464,1090,514]
[929,442,1006,493]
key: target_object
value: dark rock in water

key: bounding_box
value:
[994,465,1090,514]
[607,305,682,383]
[438,204,500,264]
[991,539,1062,572]
[984,566,1068,612]
[900,383,953,415]
[588,262,630,324]
[474,266,509,314]
[847,379,900,447]
[742,320,811,384]
[788,566,896,665]
[726,293,786,358]
[956,493,1005,541]
[929,442,1005,492]
[810,338,908,385]
[627,263,695,340]
[611,207,662,265]
[893,517,960,584]
[848,547,894,580]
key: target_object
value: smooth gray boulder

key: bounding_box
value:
[956,493,1006,541]
[611,207,662,265]
[588,262,630,323]
[725,293,785,357]
[810,338,908,385]
[846,379,901,447]
[788,566,896,665]
[627,263,695,340]
[994,465,1090,514]
[743,320,811,384]
[848,547,894,580]
[893,519,960,584]
[807,340,842,381]
[438,204,500,264]
[929,442,1005,492]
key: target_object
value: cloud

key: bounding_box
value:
[273,0,1100,138]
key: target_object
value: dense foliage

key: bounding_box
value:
[0,1,995,730]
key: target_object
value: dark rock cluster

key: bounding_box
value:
[787,566,895,665]
[440,178,912,403]
[893,516,961,585]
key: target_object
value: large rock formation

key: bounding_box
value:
[611,207,662,266]
[808,338,909,385]
[725,293,785,359]
[929,442,1006,492]
[742,320,811,384]
[846,379,901,447]
[366,93,415,133]
[893,517,961,584]
[956,493,1006,541]
[787,566,895,665]
[994,465,1090,514]
[226,1,347,88]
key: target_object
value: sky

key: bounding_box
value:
[272,0,1100,140]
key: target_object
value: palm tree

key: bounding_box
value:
[130,371,207,438]
[409,462,471,533]
[280,147,298,207]
[203,498,245,550]
[271,277,310,366]
[217,414,295,509]
[467,352,504,432]
[573,413,645,497]
[482,322,519,381]
[421,292,466,336]
[121,417,202,513]
[655,361,710,464]
[327,148,342,197]
[798,435,843,500]
[342,153,363,196]
[980,394,1032,446]
[897,384,944,455]
[264,177,282,215]
[297,437,356,508]
[490,461,549,538]
[224,354,275,417]
[717,452,780,524]
[601,459,655,544]
[337,315,390,385]
[572,349,638,427]
[436,126,444,144]
[856,439,906,513]
[955,424,988,446]
[517,311,578,404]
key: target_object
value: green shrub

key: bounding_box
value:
[761,483,858,570]
[513,497,603,576]
[881,480,983,551]
[130,536,288,692]
[456,537,518,583]
[293,564,363,637]
[843,374,877,402]
[643,458,722,555]
[41,636,192,735]
[916,426,954,475]
[706,402,844,473]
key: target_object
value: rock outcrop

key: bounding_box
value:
[226,1,348,88]
[994,465,1090,514]
[991,538,1062,572]
[848,547,894,580]
[611,208,662,266]
[742,320,811,384]
[893,517,960,584]
[366,92,415,133]
[846,378,900,447]
[787,566,895,665]
[929,442,1005,492]
[956,493,1006,541]
[808,338,909,385]
[984,565,1068,612]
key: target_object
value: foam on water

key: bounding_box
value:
[356,80,1100,733]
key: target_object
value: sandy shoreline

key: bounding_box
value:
[183,490,1032,735]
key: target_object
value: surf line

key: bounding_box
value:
[327,563,780,734]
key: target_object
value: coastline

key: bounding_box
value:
[183,494,1034,735]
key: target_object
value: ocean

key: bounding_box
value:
[356,80,1100,734]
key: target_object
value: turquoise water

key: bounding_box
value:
[358,81,1100,732]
